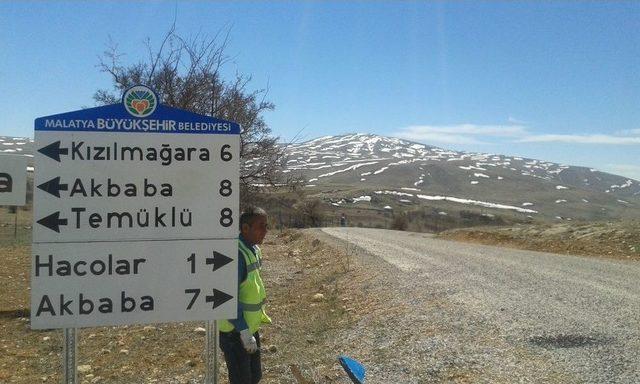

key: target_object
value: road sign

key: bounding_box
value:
[0,154,27,206]
[33,132,238,242]
[30,239,236,329]
[32,85,240,329]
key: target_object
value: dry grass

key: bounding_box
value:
[0,228,371,383]
[438,220,640,261]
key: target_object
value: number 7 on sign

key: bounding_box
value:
[185,289,200,310]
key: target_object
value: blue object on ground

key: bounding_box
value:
[338,355,366,384]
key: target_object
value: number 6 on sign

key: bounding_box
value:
[220,208,233,227]
[220,144,232,161]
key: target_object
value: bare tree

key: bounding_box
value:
[94,28,297,202]
[293,199,324,227]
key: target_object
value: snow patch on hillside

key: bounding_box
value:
[415,194,538,213]
[317,161,379,178]
[610,180,633,191]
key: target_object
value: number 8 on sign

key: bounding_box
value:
[220,208,233,227]
[220,180,232,197]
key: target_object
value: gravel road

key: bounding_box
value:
[318,227,640,383]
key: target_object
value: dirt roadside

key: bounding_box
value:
[437,220,640,261]
[0,229,388,384]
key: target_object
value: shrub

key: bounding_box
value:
[293,199,324,227]
[391,213,409,231]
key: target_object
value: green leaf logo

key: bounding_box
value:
[123,86,157,117]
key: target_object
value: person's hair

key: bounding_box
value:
[239,206,268,229]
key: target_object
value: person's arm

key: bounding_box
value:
[229,249,249,331]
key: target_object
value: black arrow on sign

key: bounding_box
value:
[37,212,68,233]
[38,141,68,162]
[206,251,233,272]
[205,289,233,310]
[37,176,68,198]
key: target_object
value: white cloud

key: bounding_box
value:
[398,123,640,147]
[397,124,527,144]
[401,124,527,137]
[508,116,528,125]
[518,134,640,145]
[396,131,484,145]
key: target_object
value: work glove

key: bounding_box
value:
[239,329,258,354]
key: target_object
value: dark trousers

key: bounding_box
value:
[219,331,262,384]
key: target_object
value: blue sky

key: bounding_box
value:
[1,2,639,179]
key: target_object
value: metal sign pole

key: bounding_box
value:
[205,320,218,384]
[63,328,77,384]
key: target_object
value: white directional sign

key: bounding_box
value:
[31,239,236,329]
[33,132,238,242]
[32,85,240,329]
[0,154,27,206]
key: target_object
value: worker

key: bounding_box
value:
[218,206,271,383]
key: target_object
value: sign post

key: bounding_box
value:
[63,328,77,384]
[32,85,240,383]
[206,320,219,384]
[0,154,28,241]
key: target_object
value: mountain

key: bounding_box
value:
[0,136,34,160]
[3,134,639,222]
[273,133,640,222]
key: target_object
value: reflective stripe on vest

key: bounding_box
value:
[241,299,266,311]
[240,241,262,272]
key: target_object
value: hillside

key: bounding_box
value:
[0,137,33,163]
[265,133,640,222]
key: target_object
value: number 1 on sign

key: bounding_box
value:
[187,253,196,273]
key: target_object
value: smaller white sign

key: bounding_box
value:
[0,154,27,206]
[31,239,237,329]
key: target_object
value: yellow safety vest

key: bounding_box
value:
[218,240,271,333]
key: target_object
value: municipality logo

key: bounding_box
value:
[123,85,157,118]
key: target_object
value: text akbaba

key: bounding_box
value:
[35,291,154,317]
[69,178,172,198]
